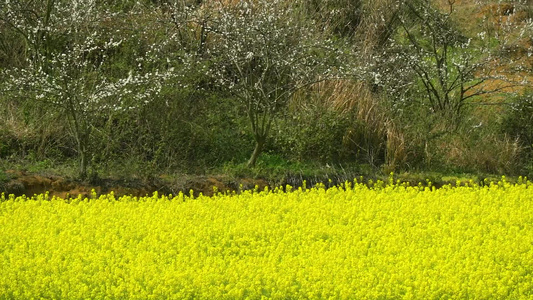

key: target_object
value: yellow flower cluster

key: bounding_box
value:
[1,179,532,299]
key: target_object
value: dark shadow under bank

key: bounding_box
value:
[0,169,522,200]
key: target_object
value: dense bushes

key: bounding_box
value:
[0,0,531,178]
[271,107,354,164]
[502,90,533,175]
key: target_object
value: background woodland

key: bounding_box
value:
[0,0,532,185]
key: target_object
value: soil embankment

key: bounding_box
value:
[2,169,503,199]
[0,170,268,199]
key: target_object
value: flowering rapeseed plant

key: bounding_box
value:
[0,179,532,299]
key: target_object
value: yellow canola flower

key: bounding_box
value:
[0,179,532,299]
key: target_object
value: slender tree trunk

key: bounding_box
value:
[76,128,90,180]
[79,146,88,180]
[247,138,265,168]
[71,117,90,180]
[65,95,90,180]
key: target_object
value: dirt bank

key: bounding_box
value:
[0,170,268,199]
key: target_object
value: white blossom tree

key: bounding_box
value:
[174,0,351,167]
[2,0,174,179]
[373,0,529,127]
[364,0,532,167]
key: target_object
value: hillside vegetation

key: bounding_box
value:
[0,0,532,186]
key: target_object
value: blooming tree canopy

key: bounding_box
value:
[2,0,175,178]
[173,0,353,167]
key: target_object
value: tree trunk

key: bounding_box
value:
[79,147,88,180]
[247,138,265,168]
[76,125,91,180]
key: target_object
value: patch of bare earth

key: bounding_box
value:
[1,170,269,199]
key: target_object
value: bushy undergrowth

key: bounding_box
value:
[0,0,531,178]
[502,90,533,175]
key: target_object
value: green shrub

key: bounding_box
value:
[271,108,354,164]
[502,90,533,175]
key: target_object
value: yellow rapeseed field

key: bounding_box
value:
[0,178,532,299]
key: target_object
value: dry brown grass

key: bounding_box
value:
[298,80,408,170]
[444,132,523,174]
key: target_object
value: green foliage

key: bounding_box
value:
[302,0,363,37]
[378,0,482,123]
[503,90,533,149]
[502,90,533,175]
[221,153,296,182]
[221,153,367,188]
[272,108,354,163]
[0,129,13,159]
[0,0,530,182]
[0,171,6,184]
[184,0,352,167]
